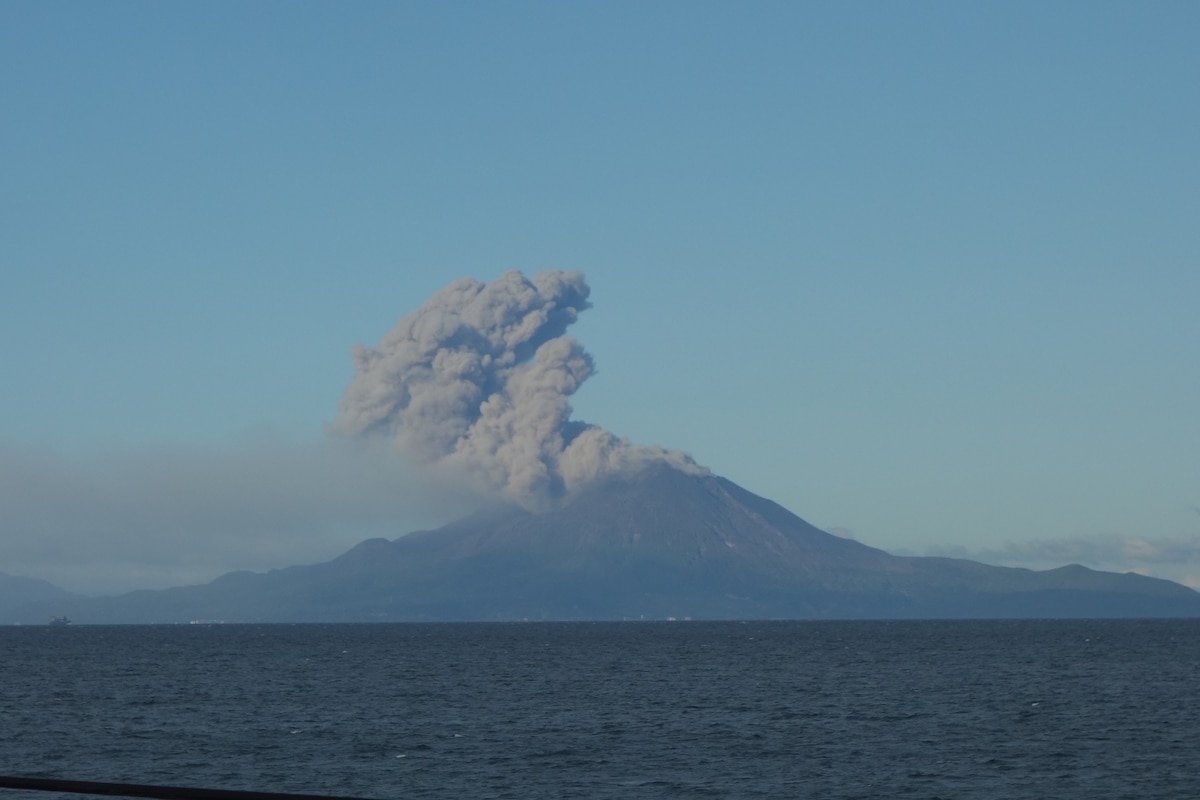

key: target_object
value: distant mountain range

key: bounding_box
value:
[0,572,81,621]
[8,464,1199,623]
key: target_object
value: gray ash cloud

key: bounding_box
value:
[333,269,703,510]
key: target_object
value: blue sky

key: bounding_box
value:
[3,1,1198,594]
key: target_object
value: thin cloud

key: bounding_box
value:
[941,534,1200,566]
[920,532,1200,587]
[0,435,472,595]
[824,526,858,540]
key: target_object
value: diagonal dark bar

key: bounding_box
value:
[0,777,382,800]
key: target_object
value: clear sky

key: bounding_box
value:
[3,1,1198,594]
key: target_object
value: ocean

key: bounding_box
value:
[1,620,1197,799]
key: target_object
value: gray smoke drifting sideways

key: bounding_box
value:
[333,269,704,510]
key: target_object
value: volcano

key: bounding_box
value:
[16,463,1199,623]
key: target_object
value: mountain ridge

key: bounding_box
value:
[0,571,81,620]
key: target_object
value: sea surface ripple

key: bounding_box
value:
[2,620,1198,799]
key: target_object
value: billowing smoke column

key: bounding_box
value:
[333,269,704,510]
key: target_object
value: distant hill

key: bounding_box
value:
[0,572,80,622]
[12,464,1200,623]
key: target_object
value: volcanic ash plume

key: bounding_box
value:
[333,269,704,510]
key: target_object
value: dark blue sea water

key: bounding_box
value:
[1,620,1198,799]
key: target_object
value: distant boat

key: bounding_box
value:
[48,616,70,626]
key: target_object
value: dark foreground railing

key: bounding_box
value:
[0,777,380,800]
